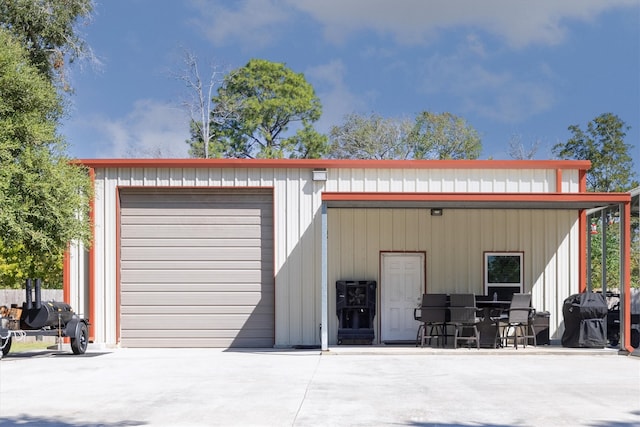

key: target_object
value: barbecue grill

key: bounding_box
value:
[0,279,89,358]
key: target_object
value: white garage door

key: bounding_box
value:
[119,188,274,348]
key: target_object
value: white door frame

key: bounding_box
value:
[380,252,426,343]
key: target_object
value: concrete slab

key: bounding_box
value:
[0,347,638,426]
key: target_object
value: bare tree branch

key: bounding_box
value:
[507,134,540,160]
[171,49,231,158]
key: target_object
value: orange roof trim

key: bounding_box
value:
[78,158,592,171]
[322,192,630,203]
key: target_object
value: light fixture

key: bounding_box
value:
[312,168,328,181]
[430,208,443,216]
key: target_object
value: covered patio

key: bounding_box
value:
[319,190,634,353]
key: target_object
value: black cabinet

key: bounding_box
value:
[336,281,376,344]
[531,311,550,345]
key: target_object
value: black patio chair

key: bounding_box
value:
[414,293,448,347]
[495,293,534,349]
[449,293,481,349]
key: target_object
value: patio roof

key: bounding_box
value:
[319,190,635,353]
[323,191,631,211]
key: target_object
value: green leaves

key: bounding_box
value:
[328,113,414,160]
[0,27,91,287]
[0,0,93,87]
[410,112,481,160]
[553,113,638,192]
[328,111,482,160]
[203,59,328,159]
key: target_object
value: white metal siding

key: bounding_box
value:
[71,164,580,348]
[327,168,566,192]
[119,188,274,347]
[328,208,580,343]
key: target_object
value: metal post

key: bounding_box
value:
[618,203,627,352]
[587,214,592,292]
[321,201,328,351]
[601,209,607,294]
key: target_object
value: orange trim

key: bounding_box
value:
[622,201,633,353]
[88,168,96,342]
[77,158,593,171]
[63,245,70,303]
[321,191,630,204]
[271,191,277,347]
[579,169,587,192]
[115,187,121,344]
[555,169,563,193]
[62,249,71,344]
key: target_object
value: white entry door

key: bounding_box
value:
[381,252,425,342]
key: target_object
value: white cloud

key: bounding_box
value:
[420,52,555,123]
[306,60,371,132]
[76,100,190,158]
[188,0,291,49]
[289,0,637,48]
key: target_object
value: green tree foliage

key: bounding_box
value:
[553,113,638,192]
[589,214,640,289]
[0,241,63,288]
[559,114,640,290]
[0,28,92,288]
[190,59,328,159]
[410,112,481,160]
[328,111,482,160]
[0,0,94,89]
[328,113,414,159]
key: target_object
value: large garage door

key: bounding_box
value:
[119,188,274,348]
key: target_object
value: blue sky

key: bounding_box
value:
[61,0,640,166]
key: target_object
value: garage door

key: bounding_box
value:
[119,188,274,348]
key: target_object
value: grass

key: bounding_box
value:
[5,339,56,353]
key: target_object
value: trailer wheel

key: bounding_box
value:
[71,322,88,355]
[1,335,11,358]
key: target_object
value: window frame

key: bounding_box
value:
[483,251,524,299]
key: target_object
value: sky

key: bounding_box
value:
[61,0,640,166]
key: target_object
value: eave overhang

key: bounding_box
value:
[322,192,631,210]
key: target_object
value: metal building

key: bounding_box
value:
[65,159,634,351]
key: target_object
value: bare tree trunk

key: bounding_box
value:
[173,49,226,159]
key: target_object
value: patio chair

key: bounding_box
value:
[414,293,448,347]
[449,293,481,349]
[495,293,534,349]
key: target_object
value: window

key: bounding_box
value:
[483,251,524,301]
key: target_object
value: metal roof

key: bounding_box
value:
[323,191,631,211]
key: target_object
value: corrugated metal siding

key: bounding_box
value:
[119,188,274,347]
[328,208,580,343]
[327,168,566,192]
[74,165,580,348]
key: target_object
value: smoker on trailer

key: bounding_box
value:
[0,279,89,358]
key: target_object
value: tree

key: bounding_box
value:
[198,58,328,159]
[556,114,640,292]
[410,112,482,159]
[507,134,541,160]
[328,111,482,160]
[328,113,414,159]
[0,28,92,288]
[0,0,94,89]
[553,113,638,192]
[589,213,640,290]
[174,50,232,159]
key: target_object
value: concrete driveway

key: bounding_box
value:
[0,346,638,426]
